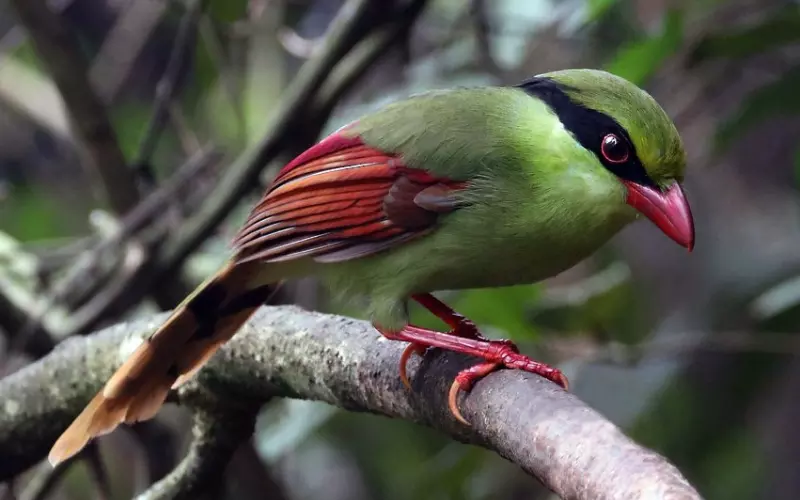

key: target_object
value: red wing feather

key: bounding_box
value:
[232,129,467,264]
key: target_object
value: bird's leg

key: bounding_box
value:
[397,294,514,388]
[375,306,568,425]
[411,293,483,338]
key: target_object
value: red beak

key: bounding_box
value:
[623,180,695,251]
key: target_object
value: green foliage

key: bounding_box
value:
[697,432,764,500]
[586,0,619,21]
[1,188,77,240]
[322,411,509,500]
[207,0,248,23]
[632,349,785,495]
[110,104,155,161]
[715,66,800,150]
[604,9,684,85]
[408,285,542,341]
[8,39,42,72]
[530,262,648,344]
[690,6,800,63]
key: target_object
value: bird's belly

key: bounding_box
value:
[411,234,597,291]
[322,207,628,301]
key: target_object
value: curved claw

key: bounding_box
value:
[399,343,427,389]
[447,361,501,426]
[551,370,570,391]
[448,380,470,425]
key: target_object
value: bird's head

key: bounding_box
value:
[518,69,694,251]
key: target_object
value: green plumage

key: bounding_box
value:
[49,69,692,465]
[549,69,686,185]
[299,70,686,329]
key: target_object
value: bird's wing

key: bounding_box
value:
[232,128,468,264]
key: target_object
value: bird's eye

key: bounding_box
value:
[600,134,629,164]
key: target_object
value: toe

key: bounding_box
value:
[448,380,470,426]
[553,370,570,391]
[399,343,426,390]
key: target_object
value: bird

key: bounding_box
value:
[48,68,694,466]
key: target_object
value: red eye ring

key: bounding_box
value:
[601,134,629,164]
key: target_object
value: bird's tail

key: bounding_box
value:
[48,261,274,466]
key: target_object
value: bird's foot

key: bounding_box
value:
[448,344,568,425]
[398,323,496,389]
[399,293,491,388]
[399,342,428,389]
[376,319,569,425]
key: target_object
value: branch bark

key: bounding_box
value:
[0,307,702,500]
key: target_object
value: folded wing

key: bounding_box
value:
[232,130,468,264]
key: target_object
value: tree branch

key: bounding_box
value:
[2,0,424,353]
[135,404,262,500]
[5,147,221,354]
[157,0,384,276]
[132,0,204,187]
[9,0,141,213]
[89,0,169,104]
[0,276,55,357]
[0,307,702,499]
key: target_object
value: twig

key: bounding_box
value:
[133,0,205,186]
[128,421,180,486]
[543,330,800,367]
[89,0,169,104]
[469,0,503,76]
[53,238,146,336]
[225,442,290,500]
[11,147,221,352]
[134,405,262,500]
[6,0,405,356]
[18,450,78,500]
[89,0,170,103]
[157,0,382,276]
[10,0,141,213]
[6,0,421,362]
[168,103,203,155]
[16,442,109,500]
[198,15,245,144]
[313,0,428,119]
[0,291,54,358]
[84,443,112,500]
[0,307,702,499]
[0,234,57,356]
[53,147,222,336]
[278,28,322,59]
[0,54,71,143]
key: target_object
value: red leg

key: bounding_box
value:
[397,293,480,388]
[410,294,515,350]
[411,293,483,338]
[398,294,509,388]
[376,322,568,424]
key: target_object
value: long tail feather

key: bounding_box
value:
[48,261,273,467]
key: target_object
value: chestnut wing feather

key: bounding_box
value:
[232,132,467,264]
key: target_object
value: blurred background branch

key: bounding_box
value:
[9,0,141,213]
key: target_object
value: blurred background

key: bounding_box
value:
[1,0,799,498]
